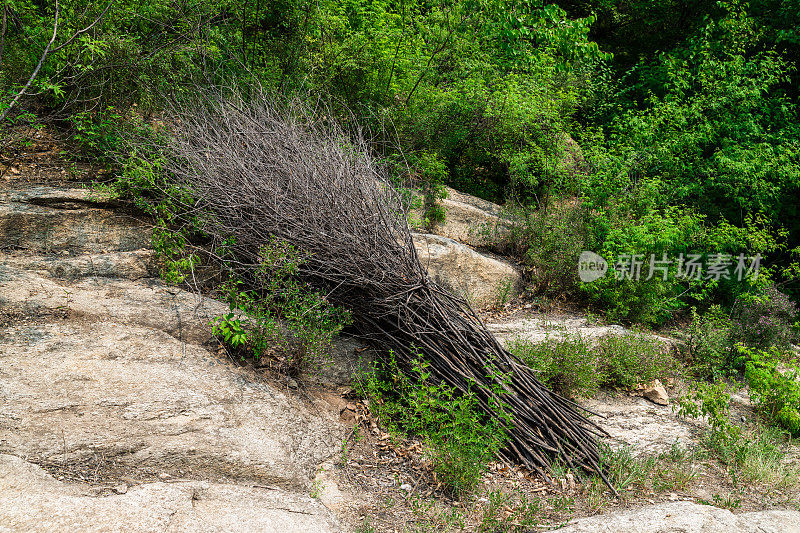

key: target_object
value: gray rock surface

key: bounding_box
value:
[0,184,345,531]
[412,186,511,247]
[0,186,150,254]
[556,501,800,533]
[0,321,343,488]
[412,232,522,308]
[0,454,340,533]
[0,264,227,345]
[487,316,626,345]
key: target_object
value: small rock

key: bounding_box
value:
[158,473,170,480]
[400,483,412,492]
[113,483,128,494]
[288,378,298,389]
[642,379,669,406]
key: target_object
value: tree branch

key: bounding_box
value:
[0,0,59,121]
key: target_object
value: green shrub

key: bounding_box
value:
[596,333,680,390]
[685,306,735,380]
[507,333,600,398]
[731,286,799,351]
[676,380,742,456]
[355,353,509,498]
[739,345,800,437]
[498,199,590,296]
[508,330,678,397]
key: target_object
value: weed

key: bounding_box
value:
[211,313,248,350]
[495,199,589,297]
[310,478,324,499]
[685,306,734,380]
[698,493,741,511]
[478,490,544,533]
[509,330,679,398]
[601,445,656,494]
[355,352,509,498]
[653,442,701,492]
[508,331,600,398]
[354,517,375,533]
[494,277,515,307]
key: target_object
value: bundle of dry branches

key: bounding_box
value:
[159,94,610,486]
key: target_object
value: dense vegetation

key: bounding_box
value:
[3,0,799,500]
[3,0,798,325]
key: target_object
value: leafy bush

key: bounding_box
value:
[498,199,590,296]
[355,353,509,498]
[596,333,680,391]
[676,380,742,454]
[685,306,735,380]
[739,345,800,437]
[508,333,600,398]
[508,330,678,397]
[731,285,799,351]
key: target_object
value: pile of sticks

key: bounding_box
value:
[160,94,610,485]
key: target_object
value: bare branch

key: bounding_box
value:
[145,92,612,489]
[50,2,113,53]
[0,1,59,121]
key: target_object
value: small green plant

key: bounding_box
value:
[653,442,700,492]
[494,277,515,307]
[310,478,324,499]
[68,106,123,157]
[497,199,589,297]
[508,331,600,398]
[211,313,248,349]
[601,445,656,494]
[355,352,509,498]
[354,517,375,533]
[478,490,543,532]
[676,380,741,455]
[739,345,800,437]
[698,493,741,511]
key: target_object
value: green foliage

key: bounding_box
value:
[685,306,735,380]
[499,199,589,296]
[676,380,743,455]
[508,332,600,398]
[410,151,449,229]
[211,313,248,348]
[355,352,509,498]
[509,331,678,398]
[211,237,350,372]
[739,345,800,437]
